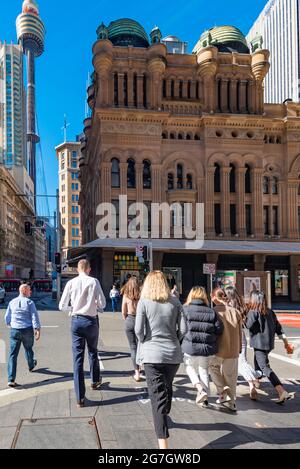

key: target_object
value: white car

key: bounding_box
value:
[0,284,5,303]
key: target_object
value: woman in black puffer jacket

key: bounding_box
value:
[182,286,224,407]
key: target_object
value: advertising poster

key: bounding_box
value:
[244,277,261,302]
[214,271,236,289]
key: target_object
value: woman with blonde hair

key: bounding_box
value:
[210,287,243,412]
[135,271,187,450]
[182,286,223,407]
[121,276,141,382]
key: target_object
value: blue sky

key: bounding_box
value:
[1,0,267,215]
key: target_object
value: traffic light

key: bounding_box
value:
[54,252,61,265]
[142,245,148,261]
[24,221,32,235]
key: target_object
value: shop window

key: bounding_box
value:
[275,270,289,296]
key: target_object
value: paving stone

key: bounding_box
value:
[102,440,120,449]
[32,390,70,418]
[0,426,17,449]
[108,414,154,431]
[114,430,157,449]
[12,417,100,449]
[94,408,117,442]
[0,398,36,427]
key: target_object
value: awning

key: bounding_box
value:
[81,238,300,255]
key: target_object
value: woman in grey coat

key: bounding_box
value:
[135,270,187,450]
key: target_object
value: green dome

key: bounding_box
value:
[195,26,249,54]
[107,18,149,47]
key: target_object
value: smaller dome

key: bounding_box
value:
[194,25,249,54]
[163,35,181,42]
[107,18,149,47]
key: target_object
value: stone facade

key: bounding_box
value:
[79,24,300,302]
[0,165,34,278]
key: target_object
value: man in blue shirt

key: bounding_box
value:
[5,283,41,387]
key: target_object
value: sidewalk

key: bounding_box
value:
[0,313,299,449]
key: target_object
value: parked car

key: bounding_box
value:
[0,283,6,303]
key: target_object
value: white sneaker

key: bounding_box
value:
[216,394,232,405]
[276,390,292,404]
[224,401,237,412]
[196,391,208,404]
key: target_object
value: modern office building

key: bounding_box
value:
[247,0,300,103]
[0,42,26,167]
[55,139,82,265]
[77,18,300,303]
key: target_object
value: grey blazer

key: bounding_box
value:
[135,297,187,364]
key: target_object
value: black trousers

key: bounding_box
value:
[144,363,179,439]
[254,349,282,388]
[124,315,139,371]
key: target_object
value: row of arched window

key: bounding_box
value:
[213,164,280,194]
[162,131,201,141]
[263,135,282,144]
[168,164,193,190]
[111,158,151,189]
[162,79,201,100]
[113,73,147,108]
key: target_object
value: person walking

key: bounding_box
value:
[59,259,106,407]
[5,283,41,387]
[121,277,141,382]
[221,286,262,400]
[245,290,292,404]
[110,284,120,313]
[182,286,223,407]
[135,271,187,450]
[210,287,243,412]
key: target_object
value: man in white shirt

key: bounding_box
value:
[59,259,106,407]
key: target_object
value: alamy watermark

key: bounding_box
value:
[95,195,204,246]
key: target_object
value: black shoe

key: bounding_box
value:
[29,359,37,372]
[200,400,209,408]
[77,398,85,408]
[91,378,102,390]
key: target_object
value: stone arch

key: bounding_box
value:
[207,152,227,168]
[289,154,300,178]
[103,148,125,163]
[243,153,263,169]
[139,149,160,165]
[162,151,204,177]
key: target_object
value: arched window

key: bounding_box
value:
[162,132,168,139]
[143,160,151,189]
[214,163,221,193]
[179,80,183,98]
[186,133,192,140]
[114,73,118,106]
[123,73,128,107]
[188,81,191,99]
[171,80,175,98]
[170,133,175,139]
[133,73,137,107]
[230,164,236,193]
[245,164,251,193]
[111,158,120,188]
[272,176,278,195]
[177,164,183,189]
[194,134,200,141]
[263,176,269,194]
[168,173,174,190]
[127,158,136,188]
[162,79,166,98]
[186,174,193,189]
[178,133,183,140]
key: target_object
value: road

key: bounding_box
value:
[0,295,299,449]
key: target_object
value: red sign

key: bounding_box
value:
[203,264,216,275]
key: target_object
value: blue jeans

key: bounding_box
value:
[111,297,118,312]
[71,315,100,402]
[8,327,35,382]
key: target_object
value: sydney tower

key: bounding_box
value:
[16,1,45,206]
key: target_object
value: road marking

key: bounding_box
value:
[269,351,300,367]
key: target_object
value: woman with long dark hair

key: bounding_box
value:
[121,276,141,382]
[245,290,291,404]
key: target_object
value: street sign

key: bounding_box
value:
[203,263,216,275]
